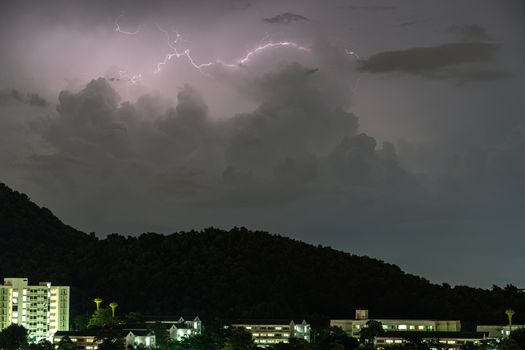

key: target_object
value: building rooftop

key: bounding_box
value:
[230,319,308,325]
[55,329,154,338]
[378,331,488,339]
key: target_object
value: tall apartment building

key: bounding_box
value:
[0,278,70,341]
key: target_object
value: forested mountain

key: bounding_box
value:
[0,182,523,330]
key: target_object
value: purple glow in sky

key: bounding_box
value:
[0,0,524,287]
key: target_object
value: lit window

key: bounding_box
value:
[386,340,394,344]
[409,325,415,330]
[398,325,407,330]
[418,326,425,330]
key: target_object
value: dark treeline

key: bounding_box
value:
[1,182,524,329]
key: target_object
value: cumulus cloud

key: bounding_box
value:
[0,59,417,233]
[262,12,309,24]
[358,42,511,82]
[0,89,48,107]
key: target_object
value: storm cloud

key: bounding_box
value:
[0,0,524,287]
[0,89,48,107]
[263,12,309,24]
[448,24,492,41]
[358,42,511,82]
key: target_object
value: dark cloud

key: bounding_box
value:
[358,42,512,82]
[262,12,309,24]
[0,0,524,287]
[347,5,397,12]
[395,17,434,28]
[5,60,413,222]
[0,89,48,107]
[448,24,491,41]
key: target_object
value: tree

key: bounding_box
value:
[95,327,125,350]
[221,328,256,350]
[88,308,116,329]
[272,338,315,350]
[0,324,29,350]
[316,326,358,350]
[147,322,169,350]
[509,329,525,350]
[402,335,429,350]
[359,321,384,347]
[29,340,54,350]
[171,331,225,350]
[56,336,77,350]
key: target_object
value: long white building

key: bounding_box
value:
[0,278,70,341]
[230,319,311,347]
[331,309,461,337]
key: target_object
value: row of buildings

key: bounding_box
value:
[0,278,523,349]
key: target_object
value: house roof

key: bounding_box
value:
[144,316,200,323]
[124,330,154,337]
[54,329,154,338]
[54,331,99,337]
[229,319,308,326]
[378,331,488,340]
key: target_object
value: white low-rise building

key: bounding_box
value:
[145,316,202,341]
[477,325,525,338]
[331,309,461,337]
[230,319,311,347]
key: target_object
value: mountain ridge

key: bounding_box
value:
[0,182,523,329]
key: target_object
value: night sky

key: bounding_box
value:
[1,0,524,288]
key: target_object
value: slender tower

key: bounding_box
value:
[505,308,515,336]
[110,302,118,318]
[94,298,103,311]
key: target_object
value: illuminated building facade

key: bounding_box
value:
[477,325,525,338]
[53,330,156,350]
[0,277,70,341]
[145,316,203,341]
[331,310,460,337]
[332,310,486,350]
[230,319,311,347]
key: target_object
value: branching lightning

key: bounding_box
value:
[112,12,359,85]
[153,24,310,74]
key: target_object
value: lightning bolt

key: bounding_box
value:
[115,11,140,35]
[113,12,359,85]
[345,48,360,60]
[154,25,215,74]
[118,70,142,84]
[153,25,310,74]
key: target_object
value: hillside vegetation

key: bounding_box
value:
[0,182,523,329]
